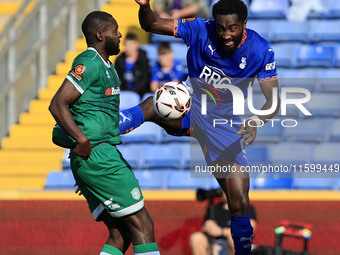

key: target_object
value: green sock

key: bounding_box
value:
[100,244,123,255]
[133,242,160,254]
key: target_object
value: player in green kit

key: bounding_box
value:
[49,11,160,255]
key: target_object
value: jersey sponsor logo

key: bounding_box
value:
[199,65,233,88]
[131,188,141,200]
[239,57,247,69]
[181,17,196,23]
[208,45,216,56]
[70,64,86,82]
[105,87,120,95]
[265,61,276,71]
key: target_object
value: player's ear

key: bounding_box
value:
[95,31,105,42]
[243,19,247,29]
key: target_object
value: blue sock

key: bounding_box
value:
[231,212,253,255]
[119,106,145,134]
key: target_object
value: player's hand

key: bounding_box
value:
[202,220,222,238]
[72,137,91,160]
[237,119,258,146]
[135,0,150,7]
[74,183,83,196]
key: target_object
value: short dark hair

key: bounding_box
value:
[212,0,248,23]
[158,42,172,55]
[81,11,113,45]
[124,33,138,42]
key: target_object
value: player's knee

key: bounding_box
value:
[230,194,250,215]
[190,232,207,247]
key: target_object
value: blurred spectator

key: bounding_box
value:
[153,0,210,19]
[190,191,257,255]
[287,0,325,22]
[150,42,185,92]
[115,33,150,97]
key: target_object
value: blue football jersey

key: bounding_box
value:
[174,18,278,117]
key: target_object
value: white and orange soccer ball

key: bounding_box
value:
[153,81,192,120]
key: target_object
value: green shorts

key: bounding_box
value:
[70,143,144,220]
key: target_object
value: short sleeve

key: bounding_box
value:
[66,58,99,94]
[174,18,202,46]
[257,44,278,83]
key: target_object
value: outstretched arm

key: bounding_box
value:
[135,0,174,35]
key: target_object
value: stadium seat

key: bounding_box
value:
[310,20,340,43]
[180,143,206,170]
[121,122,162,144]
[254,174,293,190]
[120,91,141,110]
[167,170,211,189]
[45,170,75,189]
[160,129,191,143]
[268,142,313,165]
[317,68,340,92]
[140,44,158,67]
[304,93,340,117]
[141,92,154,102]
[329,119,340,141]
[246,20,271,42]
[293,178,334,190]
[306,0,333,19]
[134,169,168,189]
[256,123,284,143]
[249,0,290,19]
[297,45,335,68]
[151,34,182,44]
[245,146,268,167]
[312,142,340,165]
[336,45,340,67]
[271,43,300,68]
[170,42,188,67]
[331,0,340,18]
[270,21,310,43]
[284,119,328,143]
[279,68,320,92]
[117,144,142,169]
[141,144,183,169]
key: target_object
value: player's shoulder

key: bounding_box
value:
[73,48,100,70]
[246,28,271,49]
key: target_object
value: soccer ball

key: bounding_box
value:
[153,81,191,120]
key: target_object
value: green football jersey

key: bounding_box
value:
[66,47,121,147]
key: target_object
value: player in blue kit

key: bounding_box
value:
[119,0,280,254]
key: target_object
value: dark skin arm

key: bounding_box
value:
[136,0,174,35]
[49,79,91,160]
[237,79,280,146]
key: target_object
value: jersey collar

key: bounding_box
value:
[87,47,111,68]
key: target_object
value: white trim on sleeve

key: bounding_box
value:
[66,75,84,94]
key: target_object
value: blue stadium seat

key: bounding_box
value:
[334,179,340,190]
[293,178,334,190]
[268,142,313,165]
[270,21,310,43]
[249,0,290,19]
[245,146,268,167]
[336,45,340,67]
[180,143,206,170]
[284,119,327,143]
[256,123,284,143]
[331,0,340,18]
[167,170,211,189]
[121,122,162,144]
[170,42,188,66]
[120,91,141,110]
[306,0,333,19]
[317,68,340,92]
[45,170,75,189]
[160,129,191,143]
[271,43,300,68]
[140,44,158,67]
[297,44,335,68]
[141,92,154,102]
[279,68,320,92]
[329,119,340,141]
[150,34,182,44]
[117,144,142,169]
[141,144,183,169]
[246,20,271,42]
[310,20,340,43]
[134,169,167,189]
[312,143,340,165]
[254,174,293,190]
[304,93,340,117]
